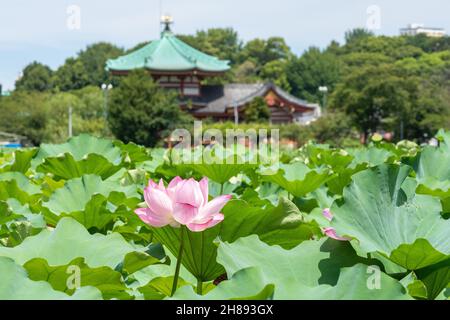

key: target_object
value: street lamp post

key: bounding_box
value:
[68,106,73,138]
[318,86,328,115]
[101,83,113,135]
[233,101,239,125]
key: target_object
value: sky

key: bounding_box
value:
[0,0,449,90]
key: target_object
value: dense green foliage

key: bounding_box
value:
[16,43,124,92]
[15,62,54,92]
[243,97,271,123]
[0,87,107,145]
[108,70,192,147]
[0,131,448,300]
[2,28,450,146]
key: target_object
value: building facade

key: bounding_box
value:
[106,21,320,124]
[400,24,446,37]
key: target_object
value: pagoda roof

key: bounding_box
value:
[106,31,230,74]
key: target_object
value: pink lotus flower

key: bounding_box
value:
[135,177,232,232]
[322,227,351,241]
[322,208,333,221]
[321,208,351,241]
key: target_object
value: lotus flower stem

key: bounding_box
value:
[171,226,186,296]
[197,278,203,295]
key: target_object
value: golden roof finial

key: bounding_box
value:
[161,14,173,33]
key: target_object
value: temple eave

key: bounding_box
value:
[110,68,227,77]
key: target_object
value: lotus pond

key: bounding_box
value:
[0,132,449,300]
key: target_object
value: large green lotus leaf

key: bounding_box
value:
[171,267,275,300]
[113,140,150,166]
[174,265,410,300]
[325,147,395,195]
[0,257,102,300]
[0,200,21,225]
[151,225,224,282]
[348,147,394,168]
[0,148,37,174]
[173,236,410,300]
[32,134,122,167]
[0,198,46,247]
[207,179,240,198]
[189,163,255,185]
[389,239,449,270]
[220,198,320,249]
[260,162,331,197]
[240,182,280,208]
[399,272,428,299]
[152,163,194,181]
[332,164,450,270]
[247,182,289,206]
[46,193,138,231]
[56,194,121,230]
[151,197,311,282]
[0,217,139,268]
[415,258,450,300]
[0,198,45,228]
[42,174,139,215]
[217,235,377,287]
[120,251,164,275]
[382,140,420,159]
[304,146,361,196]
[136,149,168,174]
[24,257,131,300]
[138,276,191,299]
[0,172,40,195]
[0,180,39,206]
[0,223,45,248]
[37,153,122,180]
[436,129,450,152]
[305,144,354,171]
[326,164,367,195]
[132,251,198,287]
[415,146,450,199]
[168,144,260,184]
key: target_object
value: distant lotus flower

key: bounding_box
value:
[135,177,231,232]
[322,208,333,221]
[322,208,350,241]
[323,227,351,241]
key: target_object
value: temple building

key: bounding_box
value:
[106,17,320,124]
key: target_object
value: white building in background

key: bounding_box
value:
[400,24,446,37]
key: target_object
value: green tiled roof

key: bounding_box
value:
[106,31,230,73]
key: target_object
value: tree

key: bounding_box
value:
[108,70,192,147]
[54,58,89,91]
[240,37,292,67]
[15,62,54,92]
[404,34,450,53]
[54,43,124,91]
[287,47,342,102]
[260,60,291,91]
[44,87,107,143]
[344,35,424,60]
[233,60,259,83]
[0,91,49,145]
[77,42,124,86]
[306,111,359,147]
[400,66,450,140]
[330,64,419,142]
[243,97,270,123]
[178,28,242,65]
[344,28,374,44]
